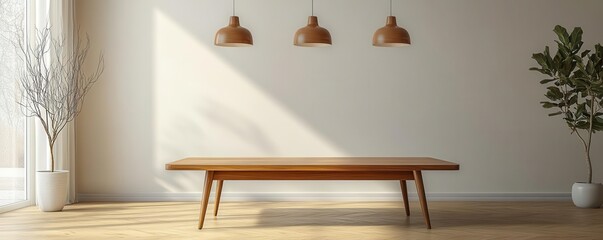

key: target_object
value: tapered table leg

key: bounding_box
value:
[413,170,431,229]
[400,180,410,216]
[214,180,224,216]
[198,171,214,229]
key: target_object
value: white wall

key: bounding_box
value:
[75,0,603,201]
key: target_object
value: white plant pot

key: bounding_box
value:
[36,171,69,212]
[571,182,603,208]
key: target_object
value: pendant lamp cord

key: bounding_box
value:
[311,0,314,16]
[389,0,392,16]
[233,0,236,16]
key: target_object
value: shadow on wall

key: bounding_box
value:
[152,0,413,194]
[151,0,448,162]
[152,0,437,159]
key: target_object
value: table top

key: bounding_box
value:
[166,157,459,171]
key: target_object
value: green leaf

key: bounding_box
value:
[575,121,589,129]
[553,25,569,44]
[574,78,589,87]
[530,68,550,75]
[569,27,584,51]
[539,78,557,84]
[546,86,564,99]
[548,111,563,116]
[558,101,566,108]
[540,101,558,108]
[560,57,576,76]
[565,111,574,120]
[577,102,587,113]
[556,40,570,56]
[532,53,550,70]
[586,61,595,75]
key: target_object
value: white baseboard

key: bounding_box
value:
[77,192,571,202]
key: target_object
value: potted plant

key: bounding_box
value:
[530,25,603,208]
[17,28,103,211]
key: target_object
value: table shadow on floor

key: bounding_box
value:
[255,208,412,227]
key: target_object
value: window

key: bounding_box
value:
[0,0,29,212]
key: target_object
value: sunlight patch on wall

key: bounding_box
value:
[152,9,345,191]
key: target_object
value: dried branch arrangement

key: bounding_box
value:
[17,27,104,172]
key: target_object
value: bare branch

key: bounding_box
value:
[15,27,104,172]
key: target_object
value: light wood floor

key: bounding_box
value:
[1,201,602,239]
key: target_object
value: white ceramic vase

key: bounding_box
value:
[36,170,69,212]
[571,182,603,208]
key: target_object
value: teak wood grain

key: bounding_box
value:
[213,171,415,180]
[165,157,459,230]
[165,157,459,171]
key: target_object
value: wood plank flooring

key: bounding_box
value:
[0,201,602,239]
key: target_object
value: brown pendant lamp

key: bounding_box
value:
[373,0,411,47]
[294,0,332,47]
[215,0,253,47]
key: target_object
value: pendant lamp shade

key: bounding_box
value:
[373,16,410,47]
[294,16,332,47]
[215,16,253,47]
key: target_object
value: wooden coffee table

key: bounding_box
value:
[165,157,459,229]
